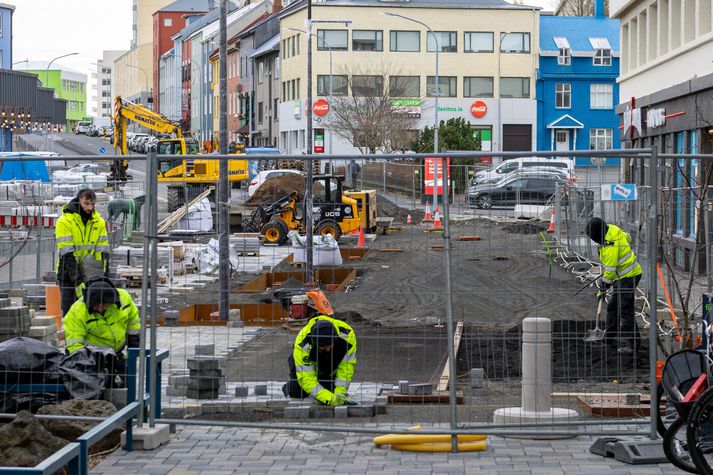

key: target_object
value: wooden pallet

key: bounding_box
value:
[380,389,464,404]
[577,394,651,417]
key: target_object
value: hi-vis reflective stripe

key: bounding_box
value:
[343,353,356,362]
[617,251,633,265]
[127,329,140,335]
[335,378,350,389]
[310,384,326,397]
[59,246,75,255]
[302,343,311,352]
[57,235,74,243]
[602,264,617,272]
[296,365,314,373]
[96,245,110,253]
[602,275,614,284]
[618,261,640,277]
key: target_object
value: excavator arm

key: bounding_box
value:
[111,96,184,180]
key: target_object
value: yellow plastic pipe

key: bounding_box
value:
[391,441,488,453]
[373,434,487,446]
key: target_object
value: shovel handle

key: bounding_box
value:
[596,297,605,316]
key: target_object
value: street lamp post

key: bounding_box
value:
[44,52,79,148]
[383,12,439,209]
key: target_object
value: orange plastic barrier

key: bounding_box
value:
[45,284,62,329]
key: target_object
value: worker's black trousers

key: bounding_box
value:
[59,281,77,317]
[283,354,336,399]
[606,274,642,349]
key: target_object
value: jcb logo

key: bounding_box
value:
[325,211,341,217]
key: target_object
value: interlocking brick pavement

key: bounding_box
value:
[91,425,687,474]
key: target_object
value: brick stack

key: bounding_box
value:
[186,356,225,399]
[0,301,31,342]
[23,284,46,309]
[166,369,189,397]
[28,314,59,347]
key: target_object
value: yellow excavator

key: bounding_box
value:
[112,96,249,211]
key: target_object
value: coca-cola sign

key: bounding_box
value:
[312,99,330,117]
[470,100,487,118]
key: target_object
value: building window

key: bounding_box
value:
[296,78,300,99]
[555,83,571,108]
[317,30,348,51]
[558,48,571,65]
[274,57,280,79]
[500,77,530,98]
[593,48,612,66]
[274,99,279,120]
[463,77,494,98]
[464,32,493,53]
[389,76,420,97]
[390,31,420,52]
[352,75,384,97]
[258,61,265,83]
[426,76,457,97]
[164,18,172,27]
[317,75,348,96]
[500,32,530,53]
[352,30,383,51]
[427,31,457,52]
[589,128,613,150]
[590,83,613,109]
[258,102,264,124]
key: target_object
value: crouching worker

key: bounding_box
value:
[283,316,357,406]
[63,277,141,384]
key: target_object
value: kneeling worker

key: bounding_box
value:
[64,277,141,354]
[283,314,357,406]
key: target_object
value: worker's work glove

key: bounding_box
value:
[596,290,605,301]
[328,392,347,406]
[345,397,358,406]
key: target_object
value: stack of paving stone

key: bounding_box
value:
[0,300,31,342]
[28,314,59,347]
[23,284,46,309]
[166,369,189,397]
[186,355,226,399]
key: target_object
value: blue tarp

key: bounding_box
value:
[0,154,50,182]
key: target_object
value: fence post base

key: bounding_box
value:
[121,424,170,450]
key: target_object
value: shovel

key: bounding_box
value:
[584,297,607,342]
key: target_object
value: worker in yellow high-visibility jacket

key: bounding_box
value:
[55,189,109,316]
[282,315,357,406]
[585,217,642,354]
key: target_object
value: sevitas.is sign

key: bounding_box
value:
[470,101,487,118]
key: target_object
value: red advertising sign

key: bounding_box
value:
[312,99,330,117]
[470,100,487,118]
[424,157,451,197]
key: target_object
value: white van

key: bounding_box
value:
[473,157,574,184]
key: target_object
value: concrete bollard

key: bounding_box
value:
[493,317,578,439]
[470,368,485,388]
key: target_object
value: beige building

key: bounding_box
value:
[92,50,125,117]
[115,0,175,105]
[278,0,539,155]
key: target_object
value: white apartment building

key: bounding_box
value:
[93,50,125,117]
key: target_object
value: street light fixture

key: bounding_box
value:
[44,52,79,147]
[125,64,150,107]
[383,12,439,208]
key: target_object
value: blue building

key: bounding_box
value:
[0,3,14,70]
[536,0,620,167]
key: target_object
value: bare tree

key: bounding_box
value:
[328,62,421,154]
[553,0,609,16]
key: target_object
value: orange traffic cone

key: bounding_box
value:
[547,207,556,233]
[433,210,442,228]
[424,203,432,221]
[406,214,412,225]
[357,226,366,247]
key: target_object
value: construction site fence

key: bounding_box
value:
[0,148,687,446]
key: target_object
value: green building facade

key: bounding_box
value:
[24,67,87,131]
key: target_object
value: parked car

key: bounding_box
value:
[472,167,572,186]
[75,121,93,135]
[128,134,149,152]
[466,173,574,209]
[248,169,304,197]
[473,157,575,185]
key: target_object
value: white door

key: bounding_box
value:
[555,130,569,151]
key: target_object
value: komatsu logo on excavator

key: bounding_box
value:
[135,115,157,127]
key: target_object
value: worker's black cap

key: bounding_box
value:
[85,277,121,310]
[585,217,608,245]
[309,320,338,345]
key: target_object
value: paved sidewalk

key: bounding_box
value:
[93,425,685,474]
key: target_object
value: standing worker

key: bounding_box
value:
[56,189,110,316]
[282,314,357,406]
[347,159,361,189]
[585,217,642,354]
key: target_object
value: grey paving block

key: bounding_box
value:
[311,405,334,418]
[185,387,219,399]
[194,344,215,356]
[398,380,409,394]
[28,325,57,337]
[187,378,220,391]
[187,359,220,371]
[234,386,249,397]
[254,384,268,396]
[31,316,56,327]
[334,406,349,418]
[284,406,310,419]
[347,405,376,417]
[166,386,187,397]
[470,368,485,388]
[407,383,433,395]
[0,298,11,308]
[168,375,190,387]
